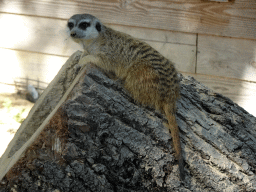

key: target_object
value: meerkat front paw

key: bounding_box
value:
[75,53,99,73]
[77,54,101,69]
[74,51,89,73]
[79,50,89,60]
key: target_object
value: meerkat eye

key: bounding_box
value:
[79,22,90,30]
[96,22,101,32]
[67,22,74,30]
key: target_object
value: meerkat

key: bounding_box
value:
[67,14,184,180]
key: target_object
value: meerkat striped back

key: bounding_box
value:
[101,27,180,113]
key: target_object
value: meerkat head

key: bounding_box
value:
[67,14,103,46]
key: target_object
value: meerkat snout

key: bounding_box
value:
[70,31,77,38]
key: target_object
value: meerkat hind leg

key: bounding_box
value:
[123,62,161,108]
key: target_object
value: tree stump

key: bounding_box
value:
[0,51,255,191]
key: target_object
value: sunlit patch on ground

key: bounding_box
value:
[0,86,33,157]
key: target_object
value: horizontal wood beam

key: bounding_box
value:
[0,48,67,85]
[0,0,255,40]
[197,34,256,82]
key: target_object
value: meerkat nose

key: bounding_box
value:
[70,31,77,37]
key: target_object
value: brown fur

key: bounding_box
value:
[69,15,185,180]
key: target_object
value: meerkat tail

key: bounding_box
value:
[164,105,185,180]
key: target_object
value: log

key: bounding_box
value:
[0,51,255,191]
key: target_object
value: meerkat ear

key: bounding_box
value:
[96,22,101,32]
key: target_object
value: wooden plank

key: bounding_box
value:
[0,13,81,57]
[0,13,196,53]
[0,48,68,85]
[197,35,256,82]
[0,13,196,73]
[147,41,196,73]
[0,0,255,39]
[108,25,196,45]
[184,73,256,116]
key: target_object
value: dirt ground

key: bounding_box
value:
[0,90,34,157]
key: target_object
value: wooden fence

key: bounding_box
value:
[0,0,255,115]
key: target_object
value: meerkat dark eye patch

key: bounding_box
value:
[67,22,74,30]
[96,22,101,32]
[79,22,90,30]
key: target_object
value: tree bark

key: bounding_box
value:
[0,51,255,192]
